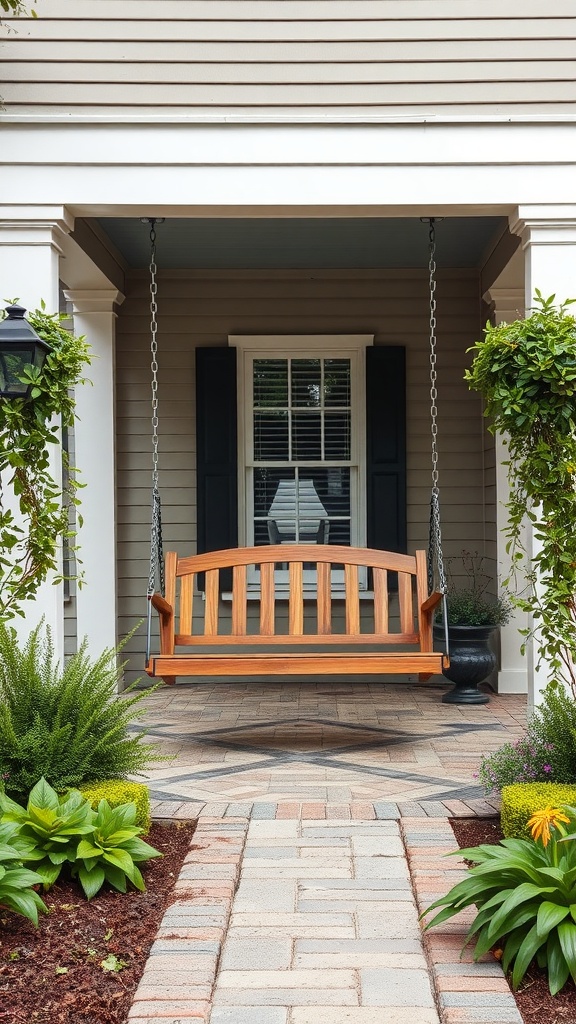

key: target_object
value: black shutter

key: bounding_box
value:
[196,347,238,590]
[366,346,407,554]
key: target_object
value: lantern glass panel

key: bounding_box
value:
[0,344,36,398]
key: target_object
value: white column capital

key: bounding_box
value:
[510,206,576,249]
[64,288,125,315]
[483,287,525,324]
[0,205,74,254]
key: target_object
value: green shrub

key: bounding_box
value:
[477,682,576,794]
[421,804,576,995]
[72,799,161,900]
[79,781,151,832]
[0,777,94,888]
[0,822,47,926]
[0,623,160,799]
[477,736,557,792]
[0,778,161,901]
[501,783,576,839]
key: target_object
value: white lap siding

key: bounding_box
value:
[1,0,575,118]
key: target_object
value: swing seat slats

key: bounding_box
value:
[146,545,448,685]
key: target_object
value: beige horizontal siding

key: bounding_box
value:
[1,2,575,118]
[114,266,491,681]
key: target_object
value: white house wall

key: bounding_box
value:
[115,266,488,683]
[1,0,576,118]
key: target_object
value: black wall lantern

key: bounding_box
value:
[0,305,52,400]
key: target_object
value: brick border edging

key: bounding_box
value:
[127,815,249,1023]
[402,816,523,1024]
[150,797,502,821]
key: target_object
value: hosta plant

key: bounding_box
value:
[0,777,94,887]
[0,821,47,925]
[72,799,161,900]
[421,804,576,995]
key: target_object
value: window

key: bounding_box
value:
[231,335,373,591]
[195,341,406,588]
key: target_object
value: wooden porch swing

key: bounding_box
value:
[142,219,450,685]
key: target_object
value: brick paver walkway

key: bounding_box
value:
[129,681,527,1022]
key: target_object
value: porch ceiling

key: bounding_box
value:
[95,216,507,271]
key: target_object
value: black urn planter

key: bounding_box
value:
[433,624,497,705]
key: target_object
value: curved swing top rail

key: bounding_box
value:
[146,544,448,685]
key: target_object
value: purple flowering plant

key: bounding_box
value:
[478,735,557,793]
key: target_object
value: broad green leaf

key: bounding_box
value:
[76,840,102,860]
[0,891,42,925]
[28,778,60,814]
[512,923,548,989]
[547,931,570,995]
[103,863,127,893]
[487,883,547,942]
[102,848,134,873]
[502,926,529,973]
[77,863,105,900]
[123,837,162,861]
[558,921,576,984]
[536,901,570,939]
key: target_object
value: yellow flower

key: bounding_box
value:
[527,806,570,847]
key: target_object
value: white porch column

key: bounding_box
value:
[64,289,124,656]
[0,209,73,656]
[483,287,528,695]
[510,206,576,709]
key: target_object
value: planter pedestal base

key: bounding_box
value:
[434,624,496,706]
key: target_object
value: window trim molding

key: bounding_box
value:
[229,334,374,550]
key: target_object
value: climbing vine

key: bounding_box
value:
[466,291,576,694]
[0,304,91,620]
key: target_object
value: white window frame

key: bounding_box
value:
[230,334,374,593]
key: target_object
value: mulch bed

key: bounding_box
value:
[0,820,196,1024]
[450,816,576,1024]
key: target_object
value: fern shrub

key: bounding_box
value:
[0,623,159,799]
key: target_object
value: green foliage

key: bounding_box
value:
[73,799,161,900]
[421,805,576,995]
[0,304,91,621]
[441,551,512,627]
[0,821,47,925]
[79,780,151,832]
[0,1,34,14]
[0,778,161,902]
[478,736,557,793]
[0,777,94,888]
[478,680,576,793]
[0,622,160,800]
[501,784,576,840]
[466,292,576,692]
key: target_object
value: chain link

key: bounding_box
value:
[426,219,448,597]
[145,219,165,606]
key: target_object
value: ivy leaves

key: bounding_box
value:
[466,292,576,693]
[0,305,91,620]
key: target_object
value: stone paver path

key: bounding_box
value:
[129,682,528,1022]
[211,816,438,1023]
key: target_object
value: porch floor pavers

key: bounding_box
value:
[135,680,525,819]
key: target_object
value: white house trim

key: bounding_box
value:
[64,287,124,658]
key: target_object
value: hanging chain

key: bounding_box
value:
[426,219,448,598]
[145,218,165,602]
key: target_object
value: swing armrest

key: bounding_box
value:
[421,591,443,615]
[151,592,173,618]
[150,592,175,656]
